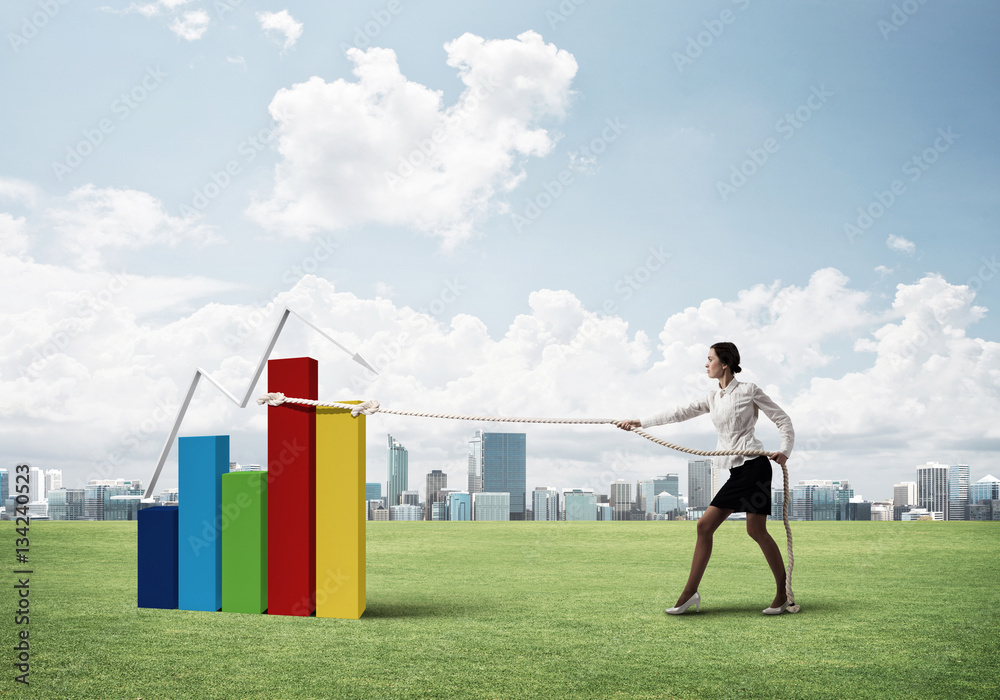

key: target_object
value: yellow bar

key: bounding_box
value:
[316,402,366,619]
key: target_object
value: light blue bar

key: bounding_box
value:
[178,435,229,611]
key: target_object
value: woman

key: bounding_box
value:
[616,342,794,615]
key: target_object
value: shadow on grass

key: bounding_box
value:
[363,600,474,618]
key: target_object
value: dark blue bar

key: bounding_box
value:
[137,505,179,609]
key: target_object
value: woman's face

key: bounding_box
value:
[705,348,728,379]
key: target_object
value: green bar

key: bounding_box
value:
[221,471,268,614]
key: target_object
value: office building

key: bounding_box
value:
[44,469,63,495]
[771,489,784,520]
[610,480,631,521]
[948,465,970,521]
[401,490,419,506]
[636,480,654,514]
[0,469,8,503]
[425,470,447,521]
[473,492,510,521]
[870,503,893,521]
[431,502,447,521]
[917,463,949,519]
[688,460,716,509]
[596,503,613,521]
[367,500,385,521]
[29,467,43,503]
[969,499,1000,521]
[387,434,409,511]
[564,489,597,521]
[654,492,678,517]
[47,488,86,520]
[532,487,560,521]
[970,474,1000,505]
[656,474,679,506]
[448,492,472,521]
[371,507,389,521]
[479,432,526,520]
[366,483,382,503]
[468,430,484,494]
[106,495,151,521]
[159,488,179,506]
[901,508,943,521]
[390,504,422,521]
[893,481,917,507]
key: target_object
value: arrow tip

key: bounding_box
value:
[352,352,378,374]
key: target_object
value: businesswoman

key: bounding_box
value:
[616,341,795,615]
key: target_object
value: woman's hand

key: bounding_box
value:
[769,452,787,466]
[616,419,641,431]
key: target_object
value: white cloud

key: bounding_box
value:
[3,266,996,501]
[875,265,893,276]
[169,9,210,41]
[886,234,915,255]
[0,213,30,257]
[0,177,41,206]
[247,31,578,248]
[47,184,220,269]
[104,1,209,41]
[257,10,303,50]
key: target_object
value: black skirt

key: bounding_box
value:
[709,455,772,514]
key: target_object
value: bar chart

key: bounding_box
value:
[137,356,367,619]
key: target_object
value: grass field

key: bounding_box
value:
[0,519,998,699]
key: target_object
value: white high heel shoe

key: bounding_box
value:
[665,592,700,615]
[762,600,789,615]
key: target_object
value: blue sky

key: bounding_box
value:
[2,0,998,503]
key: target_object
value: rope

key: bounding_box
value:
[257,391,800,612]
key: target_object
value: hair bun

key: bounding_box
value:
[733,365,742,373]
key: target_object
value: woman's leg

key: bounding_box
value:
[675,505,733,606]
[746,513,786,607]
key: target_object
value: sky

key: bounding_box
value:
[2,0,998,504]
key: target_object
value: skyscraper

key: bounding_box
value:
[44,469,63,495]
[532,487,560,521]
[948,465,970,521]
[468,430,484,494]
[0,469,8,503]
[893,481,917,506]
[387,434,409,513]
[481,432,526,520]
[448,492,472,521]
[688,460,718,509]
[610,480,631,521]
[563,489,597,521]
[917,462,949,519]
[366,482,382,503]
[636,480,654,515]
[970,474,1000,504]
[473,492,510,521]
[425,470,448,521]
[29,467,43,502]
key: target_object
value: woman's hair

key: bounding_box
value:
[710,341,742,374]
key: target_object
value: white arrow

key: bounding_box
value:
[142,307,376,500]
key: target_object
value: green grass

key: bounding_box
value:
[1,520,998,699]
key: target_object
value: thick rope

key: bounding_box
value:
[257,392,799,612]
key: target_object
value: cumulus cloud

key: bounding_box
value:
[257,10,303,50]
[247,31,578,248]
[47,184,220,269]
[2,265,996,501]
[886,234,915,255]
[0,213,30,257]
[104,1,209,41]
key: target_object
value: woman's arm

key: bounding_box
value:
[616,395,710,431]
[752,386,794,459]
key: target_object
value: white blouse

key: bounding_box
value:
[640,378,795,471]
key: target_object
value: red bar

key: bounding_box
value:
[267,357,317,616]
